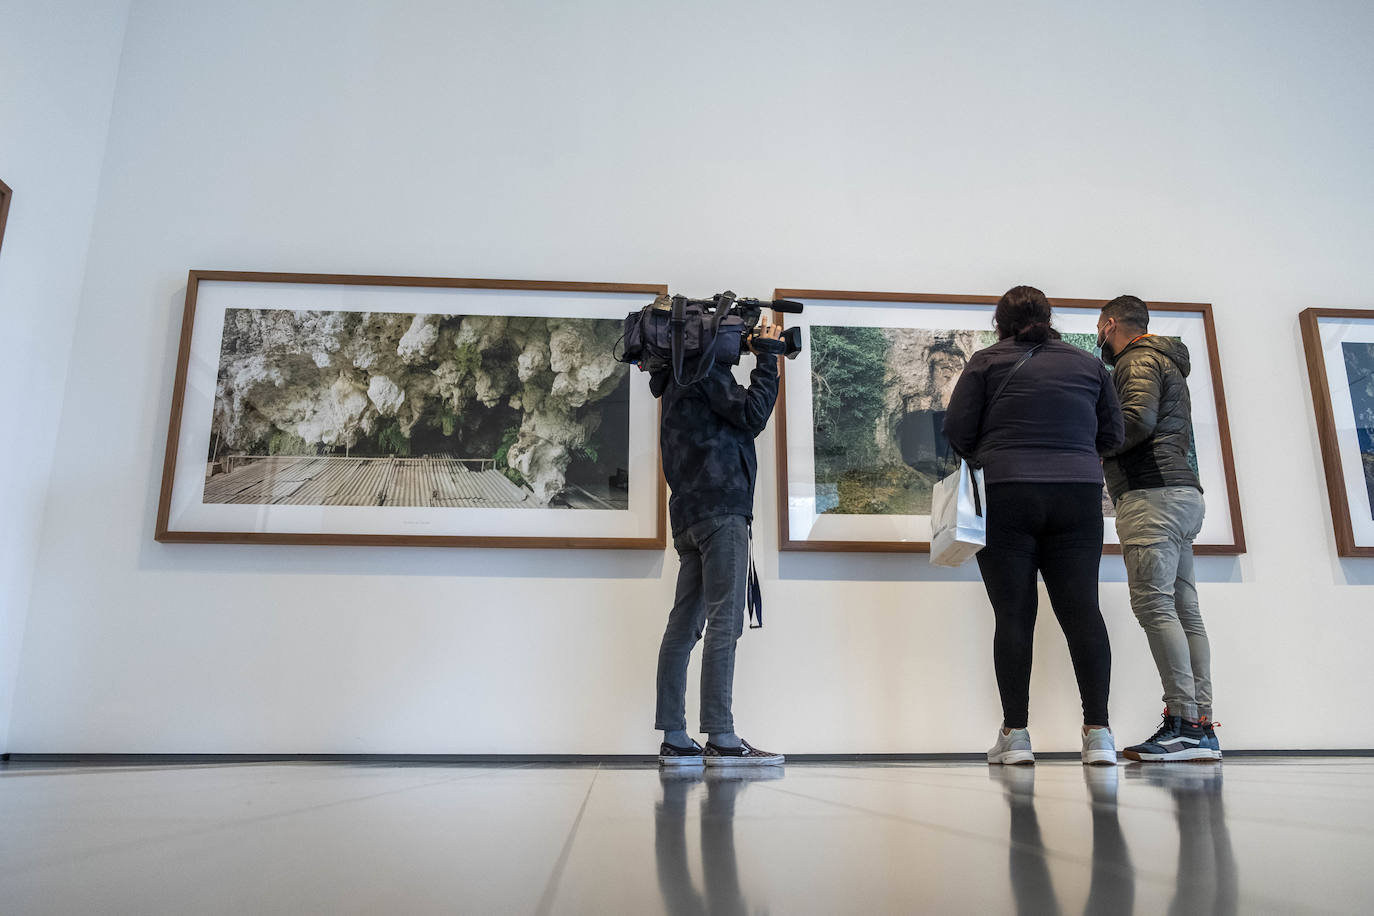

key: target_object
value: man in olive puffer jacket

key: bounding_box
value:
[1098,295,1221,762]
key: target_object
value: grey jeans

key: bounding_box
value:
[1115,486,1212,720]
[655,514,749,734]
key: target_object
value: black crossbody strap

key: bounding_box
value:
[966,344,1041,470]
[988,344,1041,410]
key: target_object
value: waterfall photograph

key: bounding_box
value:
[809,326,1102,516]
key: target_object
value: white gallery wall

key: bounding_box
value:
[0,0,130,751]
[9,0,1374,754]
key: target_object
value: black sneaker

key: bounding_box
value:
[1123,712,1213,762]
[1199,716,1223,760]
[658,738,705,767]
[703,739,784,767]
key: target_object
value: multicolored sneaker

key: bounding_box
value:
[658,738,705,767]
[1199,717,1223,760]
[1123,711,1212,762]
[703,739,784,767]
[987,727,1035,765]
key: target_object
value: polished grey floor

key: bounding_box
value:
[1,758,1371,914]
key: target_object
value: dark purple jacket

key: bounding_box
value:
[942,338,1124,485]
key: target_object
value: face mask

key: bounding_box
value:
[1095,325,1115,365]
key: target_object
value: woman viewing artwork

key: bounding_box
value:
[942,286,1125,766]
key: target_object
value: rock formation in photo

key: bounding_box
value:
[874,329,984,467]
[211,308,628,506]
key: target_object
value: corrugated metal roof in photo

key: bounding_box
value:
[203,456,535,509]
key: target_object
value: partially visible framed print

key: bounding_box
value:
[1299,308,1374,557]
[775,290,1246,555]
[0,178,12,256]
[156,271,667,548]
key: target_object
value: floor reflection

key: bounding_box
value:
[994,765,1135,915]
[655,768,784,916]
[1129,765,1238,916]
[993,764,1239,916]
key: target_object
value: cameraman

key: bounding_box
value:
[650,321,785,768]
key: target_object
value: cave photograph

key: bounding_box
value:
[809,326,1100,516]
[202,307,631,510]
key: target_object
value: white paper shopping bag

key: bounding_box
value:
[929,460,987,567]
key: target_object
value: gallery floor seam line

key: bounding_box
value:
[751,781,1302,912]
[532,765,600,916]
[789,768,1374,836]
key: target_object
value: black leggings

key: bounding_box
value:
[976,482,1111,728]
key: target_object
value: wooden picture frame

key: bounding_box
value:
[156,270,668,549]
[774,289,1246,556]
[1299,307,1374,557]
[0,179,12,257]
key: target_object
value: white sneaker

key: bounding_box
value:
[987,727,1034,765]
[1082,726,1117,766]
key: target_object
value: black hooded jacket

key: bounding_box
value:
[1101,335,1203,500]
[650,356,780,535]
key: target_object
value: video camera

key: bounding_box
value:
[616,291,804,385]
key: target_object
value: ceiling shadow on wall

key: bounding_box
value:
[138,540,668,580]
[776,553,1243,584]
[1336,559,1374,586]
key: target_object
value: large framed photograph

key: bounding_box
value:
[775,290,1246,555]
[1299,307,1374,557]
[156,271,667,548]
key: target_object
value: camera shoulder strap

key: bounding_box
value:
[670,296,731,386]
[670,295,688,383]
[746,521,763,629]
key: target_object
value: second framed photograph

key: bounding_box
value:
[156,271,668,549]
[775,290,1245,555]
[1299,307,1374,557]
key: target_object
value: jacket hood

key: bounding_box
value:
[1124,335,1192,377]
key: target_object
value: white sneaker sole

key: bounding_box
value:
[658,756,705,767]
[988,750,1035,765]
[1082,749,1117,766]
[704,755,785,767]
[1124,747,1218,762]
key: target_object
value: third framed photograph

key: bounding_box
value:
[0,178,12,257]
[775,289,1246,555]
[1299,307,1374,557]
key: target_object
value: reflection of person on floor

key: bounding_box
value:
[656,771,707,916]
[654,769,780,916]
[1132,765,1238,916]
[993,767,1135,916]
